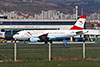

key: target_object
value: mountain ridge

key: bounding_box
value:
[0,0,74,14]
[0,0,99,14]
[42,0,100,13]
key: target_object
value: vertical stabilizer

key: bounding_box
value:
[70,15,86,30]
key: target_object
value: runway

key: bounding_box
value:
[6,41,95,44]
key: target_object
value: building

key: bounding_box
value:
[0,19,76,39]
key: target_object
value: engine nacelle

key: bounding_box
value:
[29,37,39,42]
[49,37,57,40]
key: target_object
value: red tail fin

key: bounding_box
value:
[70,15,86,30]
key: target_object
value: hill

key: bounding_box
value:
[43,0,100,13]
[0,0,73,14]
[0,0,100,14]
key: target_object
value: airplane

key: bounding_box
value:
[13,15,87,44]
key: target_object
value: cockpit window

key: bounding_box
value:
[16,33,19,35]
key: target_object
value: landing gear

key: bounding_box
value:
[39,34,53,44]
[45,41,48,44]
[49,40,53,44]
[44,40,53,44]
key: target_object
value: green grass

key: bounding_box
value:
[0,61,100,67]
[0,43,100,67]
[0,43,100,61]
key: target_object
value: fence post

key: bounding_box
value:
[48,42,52,61]
[83,38,86,59]
[14,39,17,62]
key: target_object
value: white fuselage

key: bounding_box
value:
[13,15,88,40]
[13,30,80,40]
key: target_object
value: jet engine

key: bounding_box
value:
[29,37,39,42]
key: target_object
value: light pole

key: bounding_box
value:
[75,4,78,19]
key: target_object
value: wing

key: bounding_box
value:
[76,31,88,35]
[38,33,49,42]
[76,31,83,35]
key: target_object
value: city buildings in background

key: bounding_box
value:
[0,9,100,29]
[0,9,100,21]
[0,9,76,20]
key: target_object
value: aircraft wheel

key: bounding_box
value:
[44,41,48,44]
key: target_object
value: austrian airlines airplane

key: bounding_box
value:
[13,15,87,43]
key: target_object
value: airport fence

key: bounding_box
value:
[0,43,100,62]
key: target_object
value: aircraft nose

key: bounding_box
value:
[13,35,16,39]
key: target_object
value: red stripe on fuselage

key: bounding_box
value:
[27,32,32,35]
[70,25,83,30]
